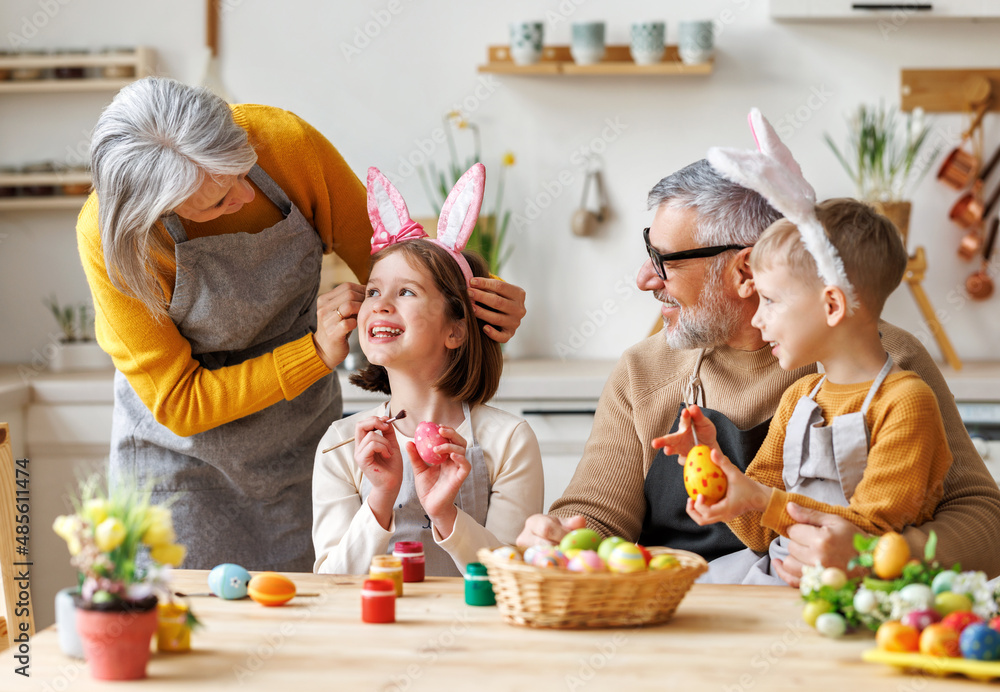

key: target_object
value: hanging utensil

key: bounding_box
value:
[570,159,608,237]
[948,142,1000,229]
[966,216,998,300]
[958,178,1000,260]
[199,0,233,101]
[937,77,993,190]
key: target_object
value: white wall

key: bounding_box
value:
[2,0,999,364]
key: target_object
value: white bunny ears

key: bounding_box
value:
[707,108,858,311]
[367,163,485,286]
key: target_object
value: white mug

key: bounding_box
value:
[678,20,714,65]
[570,21,606,65]
[630,21,666,66]
[510,21,544,65]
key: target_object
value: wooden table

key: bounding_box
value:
[2,570,981,690]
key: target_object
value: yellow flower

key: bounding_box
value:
[53,515,84,555]
[151,543,187,567]
[446,110,461,119]
[95,517,126,552]
[81,498,110,526]
[502,151,516,167]
[142,505,175,547]
[456,119,469,129]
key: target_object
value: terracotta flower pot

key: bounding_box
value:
[75,596,158,680]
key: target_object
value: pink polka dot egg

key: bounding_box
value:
[567,550,607,573]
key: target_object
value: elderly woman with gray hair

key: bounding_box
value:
[78,76,526,571]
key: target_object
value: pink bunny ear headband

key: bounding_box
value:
[366,163,486,286]
[707,108,858,312]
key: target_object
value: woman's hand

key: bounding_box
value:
[353,415,404,531]
[685,448,770,526]
[652,405,719,458]
[314,281,365,370]
[467,277,526,344]
[406,425,471,540]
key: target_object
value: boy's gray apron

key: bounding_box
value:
[640,349,774,562]
[109,163,338,572]
[361,402,490,577]
[708,355,894,585]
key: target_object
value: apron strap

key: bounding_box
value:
[161,213,189,244]
[808,376,826,399]
[247,164,293,217]
[684,349,708,408]
[859,353,894,415]
[457,402,489,526]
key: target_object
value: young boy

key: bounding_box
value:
[656,198,953,585]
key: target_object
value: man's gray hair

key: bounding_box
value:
[91,77,258,318]
[646,159,781,247]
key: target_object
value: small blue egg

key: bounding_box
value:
[931,570,956,595]
[208,563,251,600]
[959,623,1000,661]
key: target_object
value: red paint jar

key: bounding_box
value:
[393,541,425,583]
[361,579,395,624]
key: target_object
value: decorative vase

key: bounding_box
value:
[48,340,112,372]
[75,596,158,680]
[156,601,191,652]
[874,200,912,249]
[55,587,85,659]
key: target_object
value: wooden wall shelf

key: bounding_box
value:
[0,47,154,94]
[478,45,712,76]
[901,68,1000,112]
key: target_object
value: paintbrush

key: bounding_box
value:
[321,410,407,453]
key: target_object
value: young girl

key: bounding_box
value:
[312,164,544,576]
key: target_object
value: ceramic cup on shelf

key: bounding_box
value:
[570,21,605,65]
[630,21,666,65]
[678,20,715,65]
[509,21,544,65]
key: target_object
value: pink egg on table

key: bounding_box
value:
[414,421,449,465]
[567,550,606,573]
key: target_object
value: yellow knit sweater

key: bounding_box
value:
[549,322,1000,576]
[729,371,952,553]
[76,105,372,437]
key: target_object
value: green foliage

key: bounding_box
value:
[44,295,94,342]
[825,103,940,202]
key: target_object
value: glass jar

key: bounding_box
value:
[10,50,47,80]
[156,602,191,652]
[21,161,56,197]
[0,166,18,198]
[393,541,425,583]
[369,555,403,597]
[0,50,12,81]
[60,165,91,196]
[464,562,496,606]
[360,578,395,623]
[100,47,136,78]
[53,49,88,79]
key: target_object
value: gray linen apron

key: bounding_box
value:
[361,402,490,577]
[109,164,340,572]
[707,355,894,585]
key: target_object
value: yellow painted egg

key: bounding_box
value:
[248,572,296,607]
[683,445,727,504]
[872,532,910,580]
[607,543,647,574]
[649,554,680,571]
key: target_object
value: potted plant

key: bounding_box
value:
[418,111,516,275]
[52,475,193,680]
[43,295,112,372]
[824,103,940,247]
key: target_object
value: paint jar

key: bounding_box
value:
[156,601,191,652]
[360,579,395,623]
[393,541,425,583]
[369,555,404,597]
[464,563,495,606]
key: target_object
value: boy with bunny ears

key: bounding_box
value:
[312,164,544,576]
[654,110,953,585]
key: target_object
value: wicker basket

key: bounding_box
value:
[476,546,708,629]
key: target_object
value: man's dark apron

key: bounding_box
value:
[109,164,339,572]
[639,349,772,563]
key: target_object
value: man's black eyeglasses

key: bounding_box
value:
[643,227,750,281]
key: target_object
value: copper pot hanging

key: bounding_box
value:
[966,216,998,300]
[956,177,1000,261]
[948,143,1000,229]
[938,77,993,191]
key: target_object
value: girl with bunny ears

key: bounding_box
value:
[654,109,953,585]
[312,164,544,576]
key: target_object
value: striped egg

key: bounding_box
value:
[248,572,296,607]
[530,546,568,569]
[567,550,607,573]
[607,543,647,574]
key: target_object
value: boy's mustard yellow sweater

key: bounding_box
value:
[77,105,371,437]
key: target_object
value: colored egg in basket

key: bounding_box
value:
[607,543,647,574]
[567,550,607,573]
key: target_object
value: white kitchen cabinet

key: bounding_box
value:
[771,0,1000,20]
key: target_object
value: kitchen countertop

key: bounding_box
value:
[1,359,999,406]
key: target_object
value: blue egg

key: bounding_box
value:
[208,563,251,600]
[959,623,1000,661]
[931,570,957,595]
